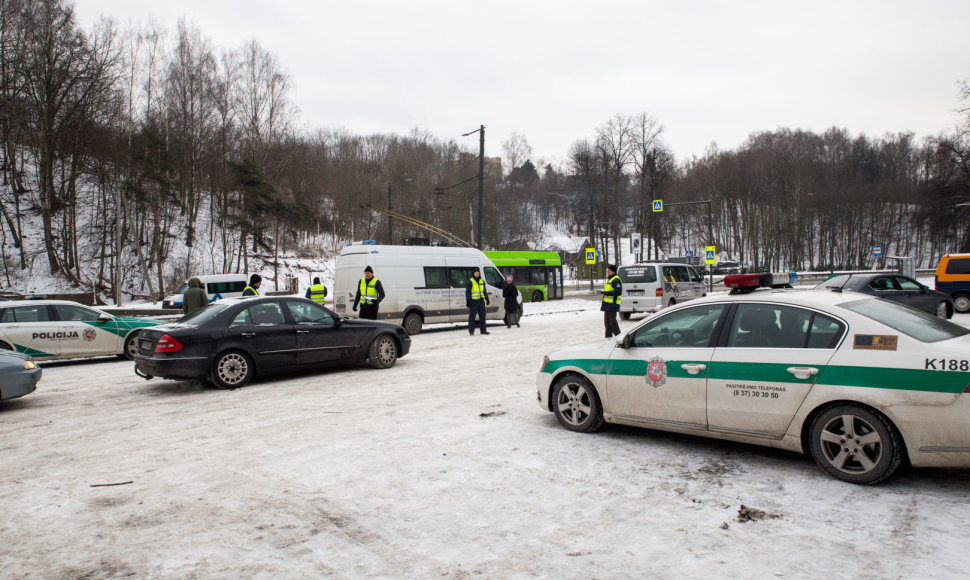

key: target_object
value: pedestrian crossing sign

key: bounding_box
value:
[704,246,716,265]
[585,248,596,264]
[652,200,663,212]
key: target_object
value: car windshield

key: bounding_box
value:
[172,282,190,294]
[175,303,229,325]
[838,298,970,343]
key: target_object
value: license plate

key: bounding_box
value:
[628,290,644,296]
[139,339,153,352]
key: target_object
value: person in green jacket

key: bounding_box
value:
[181,277,209,315]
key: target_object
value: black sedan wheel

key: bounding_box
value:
[368,334,398,369]
[809,404,902,484]
[936,301,949,319]
[552,374,604,433]
[210,350,254,389]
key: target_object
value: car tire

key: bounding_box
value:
[403,312,423,335]
[808,404,903,485]
[120,331,140,360]
[552,374,605,433]
[531,290,544,303]
[936,301,950,319]
[210,350,254,389]
[620,312,631,320]
[953,294,970,314]
[368,334,398,369]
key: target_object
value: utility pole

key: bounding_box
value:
[461,125,486,249]
[387,184,393,245]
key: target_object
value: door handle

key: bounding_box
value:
[787,366,819,380]
[297,330,310,334]
[680,363,707,375]
[241,332,256,337]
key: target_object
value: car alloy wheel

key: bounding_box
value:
[368,335,398,369]
[212,351,253,389]
[552,374,604,433]
[403,312,423,335]
[809,404,901,484]
[936,301,949,319]
[954,294,970,314]
[123,332,140,360]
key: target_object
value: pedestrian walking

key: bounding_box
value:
[353,266,385,320]
[503,276,521,328]
[181,277,208,316]
[242,274,262,297]
[466,268,490,335]
[305,277,328,305]
[601,264,622,338]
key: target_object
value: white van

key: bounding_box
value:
[334,244,506,334]
[162,274,249,309]
[617,262,706,319]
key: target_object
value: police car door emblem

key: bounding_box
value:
[646,357,667,388]
[83,328,96,341]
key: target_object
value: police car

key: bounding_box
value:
[0,300,164,361]
[536,278,970,484]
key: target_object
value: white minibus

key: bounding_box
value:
[334,244,506,334]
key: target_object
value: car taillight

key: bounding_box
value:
[655,288,663,297]
[154,334,183,353]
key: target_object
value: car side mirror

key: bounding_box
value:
[619,334,631,348]
[98,313,113,321]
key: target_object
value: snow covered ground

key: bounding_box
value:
[3,298,970,578]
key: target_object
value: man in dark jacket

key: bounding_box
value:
[181,277,208,315]
[601,264,622,338]
[353,266,385,320]
[502,276,521,328]
[466,268,490,335]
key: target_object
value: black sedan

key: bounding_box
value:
[133,296,411,389]
[817,273,953,318]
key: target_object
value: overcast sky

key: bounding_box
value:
[74,0,970,168]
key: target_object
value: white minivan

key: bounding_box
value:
[162,274,249,309]
[334,244,506,334]
[617,262,706,319]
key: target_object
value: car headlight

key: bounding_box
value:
[539,356,549,372]
[23,360,35,370]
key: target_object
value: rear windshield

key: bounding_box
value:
[619,265,657,284]
[838,299,970,343]
[818,274,851,289]
[175,303,229,325]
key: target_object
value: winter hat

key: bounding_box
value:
[606,264,617,272]
[364,266,374,273]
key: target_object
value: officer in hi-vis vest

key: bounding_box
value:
[305,277,328,305]
[353,266,385,320]
[601,264,622,338]
[466,268,491,335]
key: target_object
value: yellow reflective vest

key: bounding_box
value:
[359,277,380,304]
[308,283,327,305]
[603,275,622,306]
[469,277,486,301]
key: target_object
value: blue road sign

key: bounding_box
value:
[873,245,882,257]
[652,200,663,212]
[685,250,693,257]
[705,249,715,263]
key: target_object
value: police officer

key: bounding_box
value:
[601,264,622,338]
[305,277,328,305]
[353,266,385,320]
[242,274,262,297]
[466,268,490,335]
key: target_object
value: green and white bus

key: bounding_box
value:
[484,251,564,302]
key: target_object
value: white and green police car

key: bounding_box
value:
[0,300,164,361]
[537,285,970,484]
